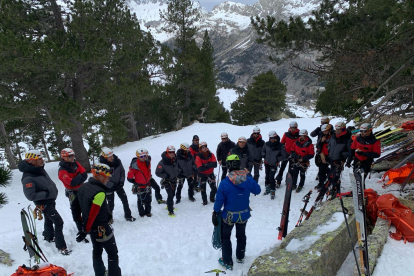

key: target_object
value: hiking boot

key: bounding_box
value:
[168,211,175,217]
[263,186,270,195]
[276,181,281,188]
[296,186,303,193]
[271,190,275,200]
[44,237,54,243]
[189,196,196,202]
[139,214,145,218]
[157,199,166,204]
[194,187,201,192]
[236,258,245,264]
[210,197,215,203]
[109,219,114,225]
[292,184,297,190]
[60,248,72,256]
[202,201,208,206]
[218,258,233,270]
[146,213,152,217]
[165,206,177,211]
[175,198,181,204]
[125,217,136,222]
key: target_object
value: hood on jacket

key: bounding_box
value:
[59,160,78,172]
[177,149,190,160]
[99,154,121,168]
[227,171,248,188]
[298,136,310,144]
[161,151,176,164]
[87,177,109,191]
[250,134,263,143]
[266,140,280,150]
[18,160,44,175]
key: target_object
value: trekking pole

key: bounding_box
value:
[338,194,362,276]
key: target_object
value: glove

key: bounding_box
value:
[356,150,365,156]
[131,184,139,194]
[76,231,89,243]
[212,211,219,227]
[160,179,165,189]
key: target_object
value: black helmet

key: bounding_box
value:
[226,154,241,171]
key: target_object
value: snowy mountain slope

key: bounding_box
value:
[1,119,413,276]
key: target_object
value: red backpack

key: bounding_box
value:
[376,194,414,243]
[11,264,72,276]
[365,189,379,226]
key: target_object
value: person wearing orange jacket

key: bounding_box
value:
[195,141,218,205]
[290,129,315,193]
[275,121,300,185]
[58,148,88,243]
[347,123,381,179]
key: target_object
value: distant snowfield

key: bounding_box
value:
[217,87,239,112]
[1,119,413,276]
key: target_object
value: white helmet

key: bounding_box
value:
[60,148,74,158]
[335,121,346,130]
[253,126,260,134]
[269,131,277,138]
[289,121,298,128]
[321,124,332,132]
[166,145,176,153]
[299,129,308,136]
[321,116,330,124]
[238,136,247,142]
[136,148,149,157]
[221,132,228,139]
[180,142,190,151]
[101,147,114,158]
[25,149,44,160]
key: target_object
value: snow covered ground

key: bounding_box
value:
[217,87,239,112]
[1,118,414,276]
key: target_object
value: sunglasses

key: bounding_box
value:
[290,127,297,130]
[253,133,259,135]
[139,154,147,158]
[194,139,199,141]
[67,155,75,158]
[270,137,276,139]
[360,130,369,133]
[167,151,176,154]
[200,146,208,149]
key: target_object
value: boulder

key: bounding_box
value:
[0,249,13,266]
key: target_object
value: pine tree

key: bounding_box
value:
[0,167,12,208]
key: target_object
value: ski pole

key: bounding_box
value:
[339,195,362,276]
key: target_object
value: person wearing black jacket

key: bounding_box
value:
[99,147,135,222]
[315,124,333,190]
[155,146,180,217]
[19,150,71,255]
[247,126,265,182]
[177,143,197,203]
[311,117,334,181]
[229,137,253,172]
[216,132,236,181]
[189,135,200,192]
[78,163,121,276]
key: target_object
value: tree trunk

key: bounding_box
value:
[41,130,51,162]
[44,106,66,151]
[128,111,139,141]
[13,130,22,162]
[0,122,17,169]
[67,120,90,171]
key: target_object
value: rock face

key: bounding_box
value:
[0,249,13,266]
[248,197,356,276]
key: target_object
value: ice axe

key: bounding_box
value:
[205,269,226,276]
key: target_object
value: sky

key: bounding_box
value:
[198,0,258,11]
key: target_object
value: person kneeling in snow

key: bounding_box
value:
[212,154,261,270]
[78,164,122,276]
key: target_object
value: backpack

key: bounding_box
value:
[376,194,414,243]
[364,188,379,226]
[11,264,71,276]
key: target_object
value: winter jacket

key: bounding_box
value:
[214,170,261,223]
[77,177,112,233]
[317,134,332,156]
[189,144,199,158]
[291,137,315,162]
[350,134,381,162]
[311,124,334,140]
[261,140,286,166]
[328,130,352,161]
[216,139,236,165]
[155,151,179,180]
[195,151,217,176]
[177,149,196,178]
[18,160,59,206]
[58,160,87,191]
[99,154,125,189]
[127,156,152,188]
[281,129,300,154]
[229,144,253,171]
[247,134,265,162]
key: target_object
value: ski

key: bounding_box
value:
[295,190,312,227]
[21,209,40,263]
[305,180,331,220]
[381,137,413,152]
[277,170,294,240]
[376,128,402,139]
[350,171,370,276]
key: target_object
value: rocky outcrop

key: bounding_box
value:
[0,249,13,266]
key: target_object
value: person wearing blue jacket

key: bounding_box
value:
[212,154,261,270]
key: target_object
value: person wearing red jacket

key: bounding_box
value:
[195,142,218,205]
[275,121,300,185]
[290,129,315,193]
[315,124,333,190]
[58,148,88,243]
[347,123,381,180]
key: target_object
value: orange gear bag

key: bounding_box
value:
[364,188,379,226]
[401,121,414,131]
[11,264,72,276]
[376,194,414,243]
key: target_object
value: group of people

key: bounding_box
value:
[17,118,382,275]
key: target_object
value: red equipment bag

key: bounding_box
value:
[376,194,414,243]
[401,120,414,131]
[11,264,72,276]
[365,188,379,226]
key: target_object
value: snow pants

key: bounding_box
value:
[90,223,121,276]
[220,166,228,182]
[264,163,278,190]
[136,189,152,217]
[275,158,290,183]
[106,186,132,219]
[318,162,331,187]
[42,202,67,250]
[65,189,83,232]
[199,173,217,204]
[221,220,247,265]
[291,164,308,188]
[353,160,372,180]
[252,162,261,182]
[150,178,164,202]
[165,180,177,213]
[328,161,344,195]
[176,176,194,200]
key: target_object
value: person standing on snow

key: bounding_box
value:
[261,131,285,199]
[189,135,201,192]
[315,124,333,190]
[99,147,135,222]
[195,142,218,205]
[327,121,352,197]
[58,148,88,243]
[216,132,236,181]
[155,146,179,217]
[19,150,71,255]
[229,136,253,172]
[290,129,315,193]
[212,154,261,271]
[347,123,381,179]
[247,126,265,183]
[177,143,197,203]
[275,121,300,186]
[311,117,334,181]
[77,164,122,276]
